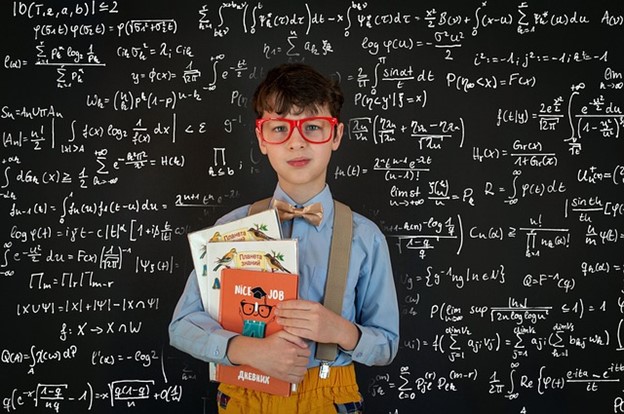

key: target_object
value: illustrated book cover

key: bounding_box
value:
[199,239,297,320]
[187,208,283,319]
[215,267,299,396]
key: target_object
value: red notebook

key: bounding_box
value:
[216,268,299,396]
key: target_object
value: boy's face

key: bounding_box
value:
[255,105,343,203]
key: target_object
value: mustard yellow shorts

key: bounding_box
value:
[216,364,363,413]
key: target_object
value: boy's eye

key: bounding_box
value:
[267,121,290,133]
[304,123,321,131]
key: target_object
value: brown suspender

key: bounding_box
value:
[248,198,273,216]
[316,201,352,362]
[248,197,353,364]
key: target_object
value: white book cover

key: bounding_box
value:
[200,239,298,319]
[187,208,283,317]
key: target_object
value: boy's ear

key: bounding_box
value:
[255,127,268,155]
[331,122,344,151]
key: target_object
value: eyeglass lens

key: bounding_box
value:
[241,301,272,317]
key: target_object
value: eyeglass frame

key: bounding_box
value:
[240,300,274,318]
[255,116,339,145]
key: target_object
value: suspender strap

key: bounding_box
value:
[248,197,272,215]
[316,200,352,362]
[248,197,353,362]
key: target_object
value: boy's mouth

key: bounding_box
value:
[287,157,310,167]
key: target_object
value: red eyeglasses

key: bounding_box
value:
[256,117,339,144]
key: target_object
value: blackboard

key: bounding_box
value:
[2,1,624,413]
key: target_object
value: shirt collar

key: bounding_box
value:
[271,184,334,232]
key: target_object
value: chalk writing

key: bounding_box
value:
[1,1,623,413]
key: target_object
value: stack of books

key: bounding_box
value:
[187,208,298,396]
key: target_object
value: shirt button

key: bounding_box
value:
[356,352,363,358]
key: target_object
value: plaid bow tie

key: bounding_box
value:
[273,199,323,226]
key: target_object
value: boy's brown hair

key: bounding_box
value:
[252,63,344,119]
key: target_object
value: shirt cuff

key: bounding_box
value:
[349,324,376,365]
[337,324,361,356]
[207,329,238,366]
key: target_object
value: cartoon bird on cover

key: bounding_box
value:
[264,252,291,273]
[209,231,223,242]
[200,245,209,276]
[248,227,274,241]
[213,248,237,272]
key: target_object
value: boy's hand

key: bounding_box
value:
[275,300,360,351]
[227,331,310,383]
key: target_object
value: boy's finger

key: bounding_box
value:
[277,299,314,310]
[277,330,310,349]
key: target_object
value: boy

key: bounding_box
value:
[169,63,399,413]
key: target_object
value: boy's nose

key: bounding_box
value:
[288,126,307,148]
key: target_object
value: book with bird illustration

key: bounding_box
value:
[187,208,283,319]
[201,239,298,320]
[215,268,299,396]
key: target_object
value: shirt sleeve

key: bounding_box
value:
[168,270,238,365]
[168,205,250,365]
[349,225,400,366]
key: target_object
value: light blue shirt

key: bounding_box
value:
[169,184,399,368]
